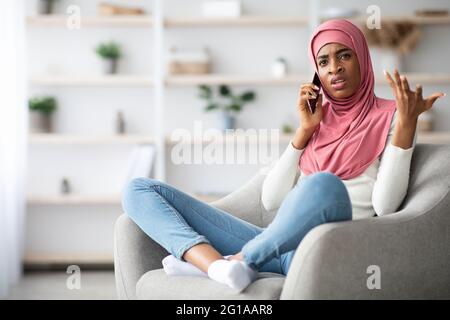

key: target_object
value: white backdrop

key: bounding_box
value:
[0,0,27,298]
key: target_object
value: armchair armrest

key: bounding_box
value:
[281,200,450,299]
[114,214,168,300]
[281,144,450,299]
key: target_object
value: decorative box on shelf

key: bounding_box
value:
[98,3,146,16]
[167,47,211,75]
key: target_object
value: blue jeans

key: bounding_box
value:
[122,172,352,276]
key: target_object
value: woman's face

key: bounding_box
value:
[316,43,361,99]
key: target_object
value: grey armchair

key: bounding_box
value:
[114,144,450,299]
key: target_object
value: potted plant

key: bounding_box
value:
[28,96,58,133]
[39,0,60,14]
[363,21,421,73]
[95,41,122,74]
[198,84,256,130]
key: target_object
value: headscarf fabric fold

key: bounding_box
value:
[299,19,396,180]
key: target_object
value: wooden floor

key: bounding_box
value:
[6,271,116,300]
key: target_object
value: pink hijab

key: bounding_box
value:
[299,19,396,180]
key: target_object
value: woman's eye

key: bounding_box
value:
[318,60,327,66]
[339,53,351,60]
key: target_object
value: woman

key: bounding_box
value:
[122,19,445,292]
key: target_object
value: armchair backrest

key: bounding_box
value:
[212,144,450,228]
[397,144,450,218]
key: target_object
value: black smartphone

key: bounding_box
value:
[307,73,321,114]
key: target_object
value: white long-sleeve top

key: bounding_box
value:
[262,111,417,220]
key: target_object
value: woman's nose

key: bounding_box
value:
[328,59,343,74]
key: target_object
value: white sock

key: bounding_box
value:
[162,255,208,277]
[207,259,258,292]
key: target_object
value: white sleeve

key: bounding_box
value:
[261,141,304,211]
[372,112,418,216]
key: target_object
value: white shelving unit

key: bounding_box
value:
[29,72,450,87]
[30,75,154,86]
[29,130,450,147]
[164,15,450,28]
[27,14,154,27]
[165,16,309,27]
[28,14,450,28]
[29,133,156,145]
[27,193,221,206]
[26,1,450,266]
[23,253,114,266]
[165,72,450,86]
[27,194,122,205]
[416,131,450,144]
[26,2,158,267]
[165,131,450,145]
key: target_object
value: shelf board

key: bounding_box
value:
[24,253,114,265]
[29,73,450,87]
[30,75,154,86]
[27,193,223,205]
[166,132,293,145]
[167,131,450,145]
[165,16,309,27]
[27,194,121,205]
[166,74,311,86]
[27,15,450,28]
[168,15,450,28]
[29,134,156,145]
[28,131,450,148]
[347,15,450,26]
[417,131,450,144]
[375,73,450,85]
[27,15,153,27]
[166,73,450,86]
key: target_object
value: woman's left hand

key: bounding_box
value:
[384,69,446,126]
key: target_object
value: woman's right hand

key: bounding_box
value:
[297,83,323,132]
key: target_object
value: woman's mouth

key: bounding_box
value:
[331,77,347,90]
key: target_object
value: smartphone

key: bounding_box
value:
[307,73,321,114]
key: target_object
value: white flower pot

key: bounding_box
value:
[272,60,287,78]
[102,58,119,74]
[370,47,403,74]
[219,112,236,131]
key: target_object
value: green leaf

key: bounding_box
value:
[282,124,293,133]
[95,41,121,59]
[227,104,242,112]
[28,96,57,115]
[198,85,212,99]
[240,91,255,102]
[219,85,231,97]
[204,103,219,112]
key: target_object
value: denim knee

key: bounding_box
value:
[302,172,351,214]
[128,177,160,190]
[122,177,162,218]
[307,172,342,189]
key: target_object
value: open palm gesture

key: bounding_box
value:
[384,69,445,125]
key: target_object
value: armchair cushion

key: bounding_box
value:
[136,270,285,300]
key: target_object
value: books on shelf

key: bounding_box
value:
[121,144,156,192]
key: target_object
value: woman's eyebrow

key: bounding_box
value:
[317,48,351,61]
